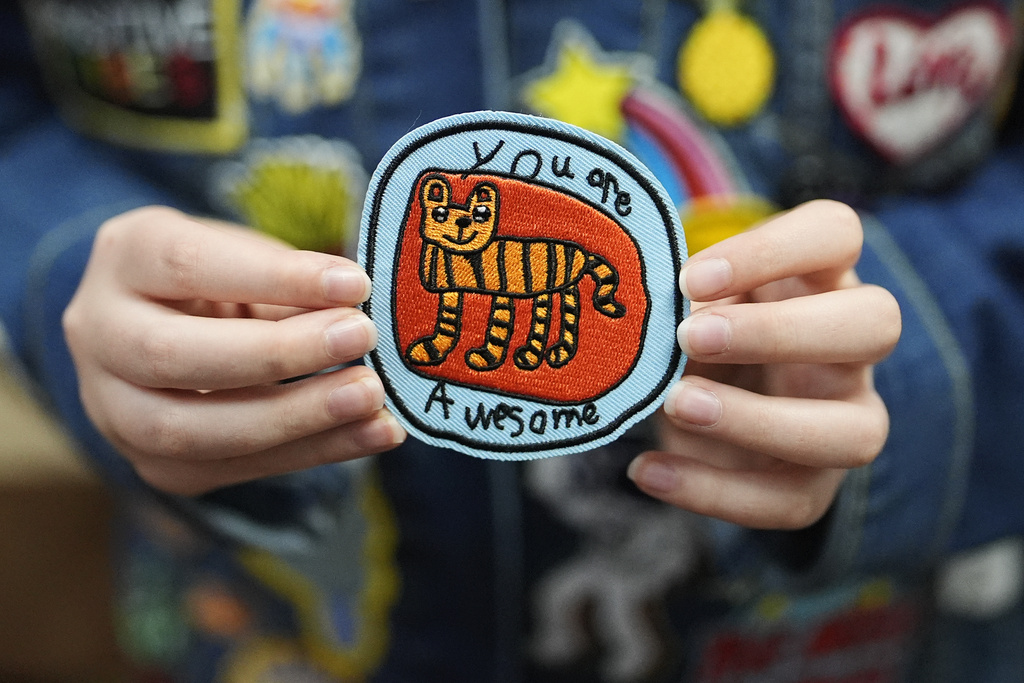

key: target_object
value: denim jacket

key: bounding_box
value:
[2,1,1024,681]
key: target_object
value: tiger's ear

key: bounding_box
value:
[469,181,498,209]
[420,174,451,208]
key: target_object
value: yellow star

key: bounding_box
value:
[523,37,637,142]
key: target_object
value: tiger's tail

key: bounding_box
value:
[584,254,626,318]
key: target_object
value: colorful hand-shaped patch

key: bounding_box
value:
[359,112,687,459]
[246,0,361,113]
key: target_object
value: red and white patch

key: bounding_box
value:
[830,2,1013,164]
[693,600,920,683]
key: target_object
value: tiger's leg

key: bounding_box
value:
[466,295,515,371]
[513,293,552,371]
[406,291,463,365]
[546,284,581,368]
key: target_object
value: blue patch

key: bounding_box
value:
[359,111,688,459]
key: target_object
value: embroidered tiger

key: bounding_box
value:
[406,173,626,372]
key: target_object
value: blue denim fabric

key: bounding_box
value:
[3,1,1024,681]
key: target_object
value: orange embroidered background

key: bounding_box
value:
[393,172,648,403]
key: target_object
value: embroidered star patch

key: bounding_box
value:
[359,112,687,459]
[521,22,652,143]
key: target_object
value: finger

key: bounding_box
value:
[680,200,863,302]
[656,415,776,471]
[133,410,406,496]
[102,207,371,307]
[94,365,389,461]
[627,451,846,529]
[677,285,901,365]
[660,377,889,469]
[97,305,376,389]
[176,299,315,322]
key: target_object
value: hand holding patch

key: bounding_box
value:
[629,201,902,529]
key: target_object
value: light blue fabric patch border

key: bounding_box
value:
[359,111,687,460]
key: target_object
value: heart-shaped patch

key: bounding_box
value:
[830,3,1012,164]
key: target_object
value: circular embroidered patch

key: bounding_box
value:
[359,111,687,459]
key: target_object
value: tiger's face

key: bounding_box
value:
[419,175,499,253]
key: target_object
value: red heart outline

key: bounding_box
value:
[829,1,1013,164]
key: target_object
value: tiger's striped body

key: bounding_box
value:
[406,174,626,372]
[421,239,588,296]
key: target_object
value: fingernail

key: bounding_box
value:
[325,315,377,360]
[358,412,407,449]
[679,258,732,300]
[627,458,679,494]
[676,314,731,355]
[663,381,722,426]
[327,376,384,420]
[323,266,372,303]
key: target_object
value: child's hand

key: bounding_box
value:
[63,207,406,496]
[628,201,901,529]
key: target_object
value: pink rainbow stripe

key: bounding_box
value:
[621,88,735,198]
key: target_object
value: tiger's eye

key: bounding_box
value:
[432,206,449,223]
[472,206,491,223]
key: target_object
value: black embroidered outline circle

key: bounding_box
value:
[364,116,685,455]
